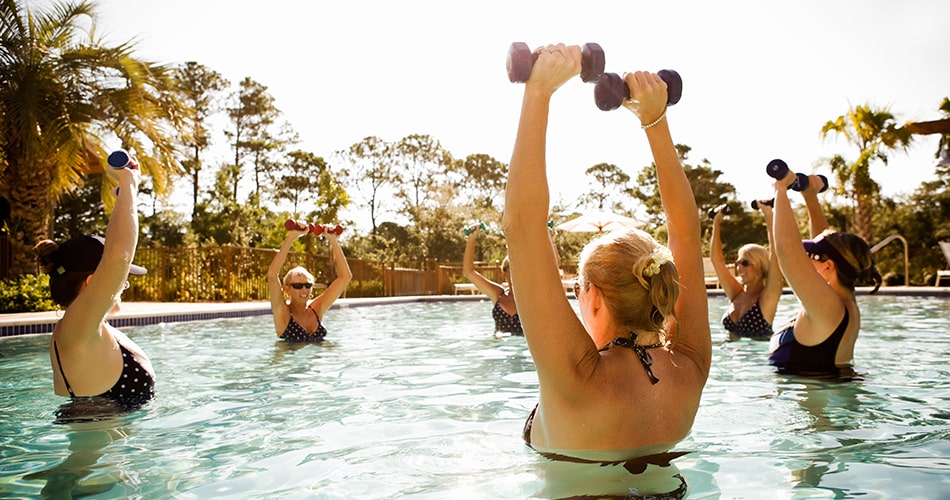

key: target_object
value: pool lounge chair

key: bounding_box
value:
[936,241,950,287]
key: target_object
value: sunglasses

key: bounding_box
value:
[288,282,313,290]
[735,259,751,267]
[573,280,586,297]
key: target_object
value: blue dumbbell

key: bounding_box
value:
[766,159,828,193]
[593,69,682,111]
[108,150,132,169]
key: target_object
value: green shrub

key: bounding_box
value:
[0,274,57,313]
[348,279,384,298]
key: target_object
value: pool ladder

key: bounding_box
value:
[870,233,909,286]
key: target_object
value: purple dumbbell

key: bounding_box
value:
[507,42,606,83]
[766,159,828,193]
[593,70,683,111]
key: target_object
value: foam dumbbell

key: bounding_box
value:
[507,42,605,83]
[463,222,487,236]
[108,150,134,169]
[327,224,344,236]
[766,159,828,193]
[750,199,774,210]
[593,70,683,111]
[285,219,309,231]
[707,204,732,220]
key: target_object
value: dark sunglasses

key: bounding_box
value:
[288,282,313,290]
[735,259,751,267]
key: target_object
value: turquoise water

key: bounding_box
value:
[0,295,948,498]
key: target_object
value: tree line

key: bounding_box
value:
[2,0,948,285]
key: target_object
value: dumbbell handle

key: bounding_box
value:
[593,70,683,111]
[707,204,731,220]
[507,42,605,83]
[750,199,774,210]
[766,160,828,193]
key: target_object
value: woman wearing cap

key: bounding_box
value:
[768,172,882,377]
[33,155,154,414]
[267,223,352,342]
[709,202,783,340]
[461,223,522,336]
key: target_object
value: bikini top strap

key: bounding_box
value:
[52,340,76,398]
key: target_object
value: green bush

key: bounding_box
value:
[348,279,384,298]
[0,274,57,313]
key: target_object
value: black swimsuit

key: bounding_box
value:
[768,308,850,376]
[280,308,327,342]
[53,340,155,409]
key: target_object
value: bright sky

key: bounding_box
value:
[55,1,950,220]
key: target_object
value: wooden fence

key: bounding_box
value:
[0,236,517,301]
[119,245,506,302]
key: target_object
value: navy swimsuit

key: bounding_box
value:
[280,308,327,342]
[722,302,773,338]
[491,293,523,335]
[769,309,850,376]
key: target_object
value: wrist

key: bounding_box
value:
[640,109,667,129]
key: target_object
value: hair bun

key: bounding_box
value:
[33,239,59,271]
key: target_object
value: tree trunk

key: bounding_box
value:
[6,159,54,277]
[854,190,874,244]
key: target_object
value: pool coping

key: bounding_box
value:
[1,287,947,338]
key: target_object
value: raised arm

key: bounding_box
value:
[58,162,141,345]
[268,230,306,334]
[801,175,829,237]
[757,202,784,323]
[710,210,741,299]
[623,71,710,374]
[503,44,593,389]
[771,178,844,338]
[309,232,352,318]
[462,225,502,302]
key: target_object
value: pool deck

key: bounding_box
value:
[1,287,947,338]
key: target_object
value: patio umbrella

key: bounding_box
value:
[554,210,643,233]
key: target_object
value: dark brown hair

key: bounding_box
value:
[34,240,92,307]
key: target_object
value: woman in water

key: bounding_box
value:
[504,44,711,462]
[267,223,352,342]
[768,171,881,376]
[709,201,783,339]
[34,154,154,418]
[462,223,522,335]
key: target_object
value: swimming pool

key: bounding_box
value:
[0,296,947,498]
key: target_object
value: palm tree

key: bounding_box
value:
[0,0,184,277]
[820,103,913,243]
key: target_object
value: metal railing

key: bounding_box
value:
[870,234,909,286]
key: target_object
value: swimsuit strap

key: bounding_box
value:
[52,340,76,398]
[602,332,664,385]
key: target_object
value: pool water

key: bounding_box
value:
[0,296,948,498]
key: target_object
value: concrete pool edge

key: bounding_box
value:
[1,287,947,338]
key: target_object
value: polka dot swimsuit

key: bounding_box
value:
[280,309,327,342]
[721,301,773,338]
[53,341,155,409]
[491,293,524,335]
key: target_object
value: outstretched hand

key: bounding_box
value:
[621,71,668,127]
[527,43,582,94]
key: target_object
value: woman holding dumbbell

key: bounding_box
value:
[768,170,881,377]
[267,221,352,343]
[461,223,522,336]
[33,153,154,420]
[504,42,710,480]
[709,202,783,340]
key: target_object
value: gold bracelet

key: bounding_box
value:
[641,110,667,130]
